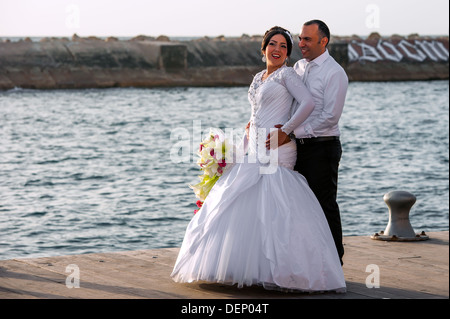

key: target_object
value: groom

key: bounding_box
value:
[270,20,348,265]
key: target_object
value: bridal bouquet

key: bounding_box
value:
[190,128,234,213]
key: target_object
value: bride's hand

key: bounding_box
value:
[266,124,290,150]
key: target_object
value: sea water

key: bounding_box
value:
[0,81,448,260]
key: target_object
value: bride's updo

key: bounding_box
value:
[261,26,294,57]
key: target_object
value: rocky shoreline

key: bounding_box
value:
[0,33,448,90]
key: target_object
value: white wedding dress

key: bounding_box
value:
[171,66,346,293]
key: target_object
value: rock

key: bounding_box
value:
[130,35,155,41]
[350,34,362,41]
[215,35,226,41]
[195,36,210,42]
[367,32,381,40]
[156,35,170,42]
[407,33,420,40]
[86,36,102,41]
[390,34,404,41]
[72,33,81,41]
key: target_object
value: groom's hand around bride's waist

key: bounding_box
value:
[266,124,291,150]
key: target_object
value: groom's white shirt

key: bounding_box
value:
[291,49,348,138]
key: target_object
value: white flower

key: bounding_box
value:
[189,128,235,207]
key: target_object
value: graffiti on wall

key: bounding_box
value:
[348,39,449,63]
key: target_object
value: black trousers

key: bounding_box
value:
[294,138,344,264]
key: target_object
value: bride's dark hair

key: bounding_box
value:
[261,26,294,57]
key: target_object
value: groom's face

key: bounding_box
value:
[298,24,327,61]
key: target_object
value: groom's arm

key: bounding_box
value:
[293,69,347,138]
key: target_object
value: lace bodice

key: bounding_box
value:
[248,66,314,134]
[246,66,315,170]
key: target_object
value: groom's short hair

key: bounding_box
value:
[304,19,330,47]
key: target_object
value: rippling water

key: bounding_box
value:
[0,81,448,260]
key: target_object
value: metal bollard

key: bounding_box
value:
[371,191,429,241]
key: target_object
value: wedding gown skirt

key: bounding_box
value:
[171,133,346,293]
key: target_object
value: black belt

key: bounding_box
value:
[297,136,339,144]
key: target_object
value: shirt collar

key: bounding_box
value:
[306,49,330,66]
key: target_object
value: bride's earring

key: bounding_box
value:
[262,55,266,63]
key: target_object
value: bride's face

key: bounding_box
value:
[264,34,288,69]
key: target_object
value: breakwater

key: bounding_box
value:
[0,33,448,90]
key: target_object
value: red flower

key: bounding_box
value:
[218,159,226,167]
[194,200,203,214]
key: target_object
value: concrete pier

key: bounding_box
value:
[0,231,448,299]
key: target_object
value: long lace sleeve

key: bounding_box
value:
[279,68,315,135]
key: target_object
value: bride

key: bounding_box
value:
[171,26,346,293]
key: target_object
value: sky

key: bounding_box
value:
[0,0,449,38]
